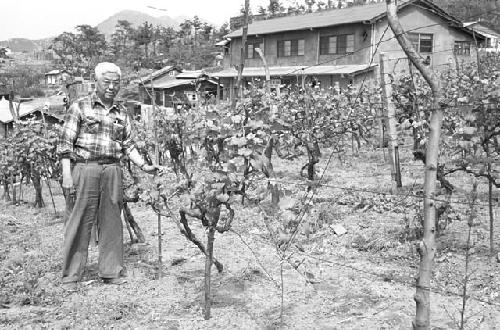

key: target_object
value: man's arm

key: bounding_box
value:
[122,111,158,174]
[128,148,158,174]
[58,103,81,189]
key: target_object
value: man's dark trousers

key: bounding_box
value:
[62,162,123,283]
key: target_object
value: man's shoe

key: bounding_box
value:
[101,277,128,285]
[61,282,78,292]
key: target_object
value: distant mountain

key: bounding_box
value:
[97,10,181,36]
[0,38,42,53]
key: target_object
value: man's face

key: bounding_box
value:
[96,72,121,103]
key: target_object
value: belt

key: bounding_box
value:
[75,159,120,165]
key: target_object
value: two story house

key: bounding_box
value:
[213,0,482,100]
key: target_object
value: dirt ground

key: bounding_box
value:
[1,148,499,329]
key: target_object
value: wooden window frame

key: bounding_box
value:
[319,34,355,55]
[277,39,306,57]
[246,39,263,59]
[454,41,472,55]
[408,33,434,53]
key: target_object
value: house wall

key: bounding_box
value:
[46,75,58,85]
[227,23,372,68]
[374,5,478,75]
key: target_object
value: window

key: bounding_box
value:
[408,33,433,53]
[246,39,263,59]
[277,39,305,57]
[319,34,354,55]
[454,41,471,55]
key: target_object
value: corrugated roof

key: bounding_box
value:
[45,69,62,76]
[139,65,181,83]
[470,24,500,38]
[211,64,376,78]
[0,97,38,124]
[142,74,177,87]
[176,70,205,79]
[143,79,195,89]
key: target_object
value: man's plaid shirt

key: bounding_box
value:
[57,93,136,161]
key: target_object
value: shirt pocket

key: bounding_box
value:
[82,116,100,134]
[112,122,125,141]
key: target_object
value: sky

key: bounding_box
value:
[0,0,271,40]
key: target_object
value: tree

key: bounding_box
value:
[111,20,134,60]
[51,32,78,68]
[386,2,444,329]
[305,0,316,12]
[51,25,106,73]
[156,26,177,55]
[75,25,107,72]
[268,0,286,16]
[434,0,500,29]
[134,22,155,58]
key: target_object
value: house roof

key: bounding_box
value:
[138,65,182,83]
[211,64,376,78]
[45,69,68,76]
[464,22,500,38]
[0,96,39,124]
[143,77,219,90]
[143,79,195,90]
[226,0,466,38]
[0,96,65,124]
[176,70,206,79]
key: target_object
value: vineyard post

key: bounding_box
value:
[8,91,18,126]
[204,226,215,320]
[255,48,271,98]
[473,31,496,257]
[386,1,444,329]
[379,52,402,189]
[150,73,163,279]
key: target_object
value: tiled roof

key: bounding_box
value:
[226,0,461,38]
[211,64,376,78]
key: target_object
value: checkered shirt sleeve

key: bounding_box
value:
[57,102,81,160]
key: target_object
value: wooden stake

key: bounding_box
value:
[204,227,215,320]
[379,52,402,190]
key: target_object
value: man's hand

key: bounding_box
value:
[142,164,162,175]
[61,158,73,189]
[62,173,73,189]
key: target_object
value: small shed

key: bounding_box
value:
[45,69,71,86]
[142,75,219,108]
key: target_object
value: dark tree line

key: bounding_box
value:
[50,17,230,75]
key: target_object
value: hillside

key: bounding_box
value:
[97,10,180,36]
[0,38,42,53]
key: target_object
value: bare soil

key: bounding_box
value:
[1,149,499,329]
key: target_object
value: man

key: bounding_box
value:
[58,62,157,290]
